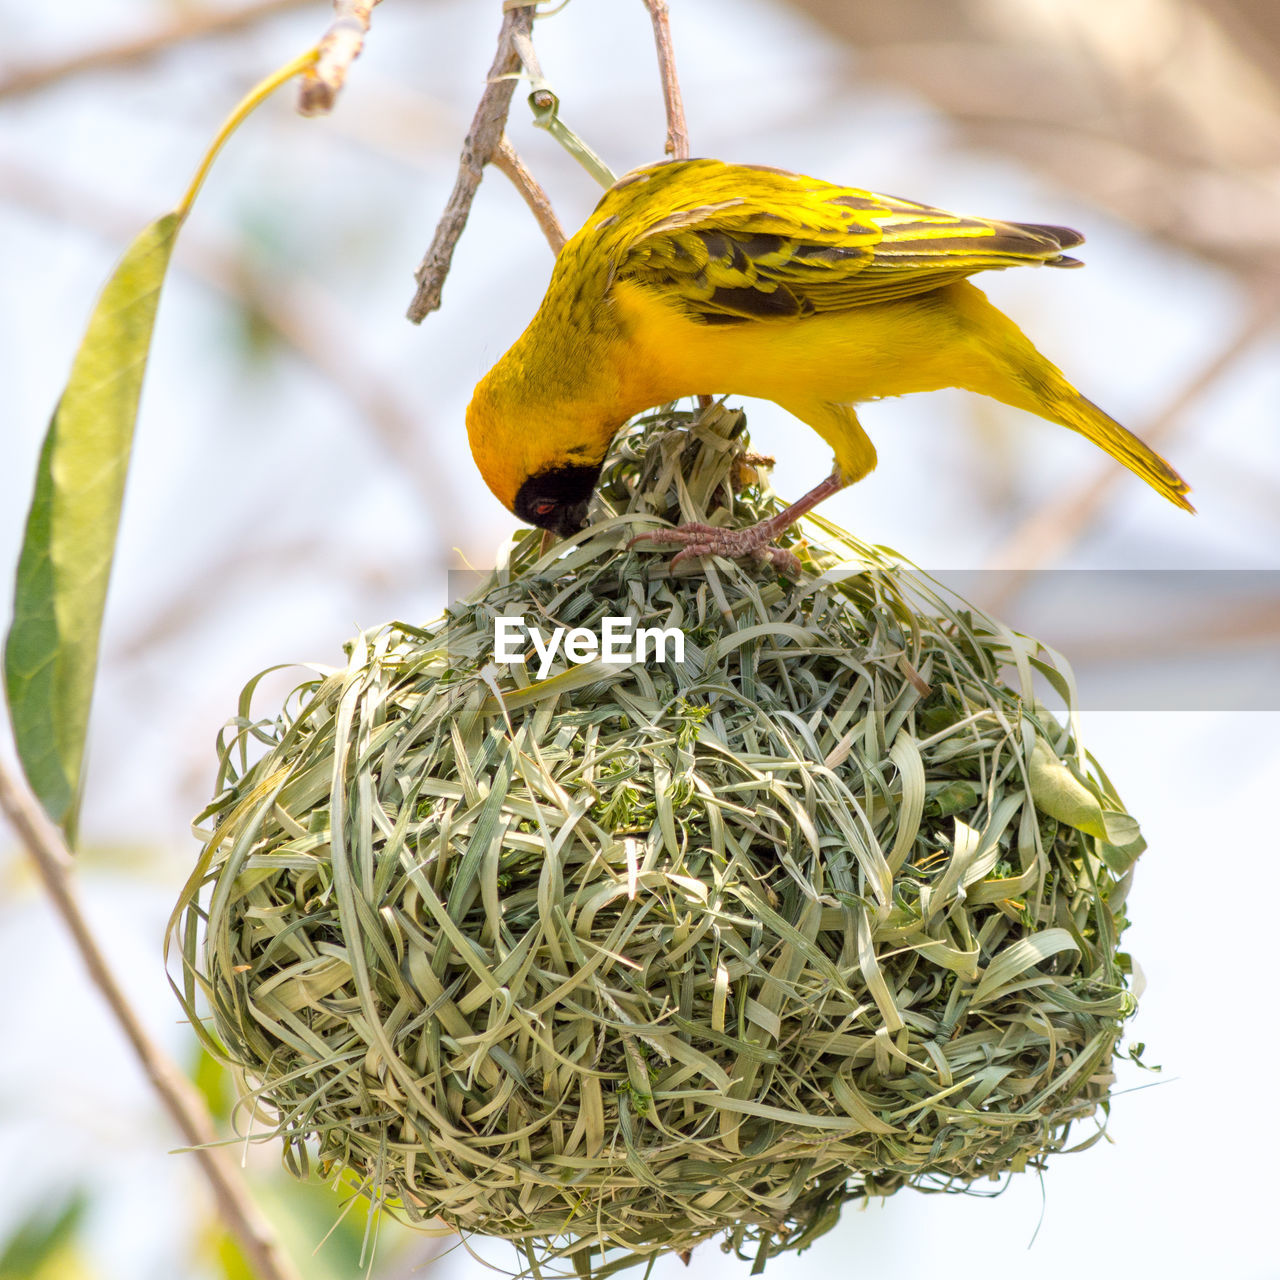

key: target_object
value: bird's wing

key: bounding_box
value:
[606,161,1083,324]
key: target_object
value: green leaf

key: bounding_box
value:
[1098,809,1147,872]
[926,777,981,818]
[2,50,314,838]
[4,214,179,834]
[1101,809,1143,847]
[1027,733,1107,840]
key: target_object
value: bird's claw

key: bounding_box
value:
[626,524,802,577]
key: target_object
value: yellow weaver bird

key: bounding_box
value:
[467,159,1192,566]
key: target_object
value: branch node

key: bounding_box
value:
[297,0,380,117]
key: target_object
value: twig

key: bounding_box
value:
[642,0,691,159]
[297,0,380,117]
[492,136,567,252]
[406,5,537,322]
[0,0,312,101]
[642,0,702,407]
[0,756,305,1280]
[983,285,1280,596]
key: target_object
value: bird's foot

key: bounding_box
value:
[626,471,846,577]
[627,521,802,577]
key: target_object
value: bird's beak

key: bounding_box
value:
[556,498,590,537]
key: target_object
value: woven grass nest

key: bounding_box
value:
[172,405,1147,1277]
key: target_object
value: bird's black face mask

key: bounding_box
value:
[514,463,602,537]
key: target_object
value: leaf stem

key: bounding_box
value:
[176,47,318,222]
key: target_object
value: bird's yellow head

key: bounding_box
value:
[464,175,670,535]
[465,355,619,539]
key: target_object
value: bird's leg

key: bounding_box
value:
[627,471,846,574]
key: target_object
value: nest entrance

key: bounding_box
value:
[172,406,1145,1277]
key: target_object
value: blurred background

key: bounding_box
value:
[2,1,1278,1277]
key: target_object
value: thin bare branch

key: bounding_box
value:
[646,0,701,404]
[642,0,691,159]
[297,0,380,117]
[0,0,312,101]
[492,136,567,253]
[983,285,1280,596]
[1045,597,1280,664]
[406,4,537,322]
[0,757,304,1280]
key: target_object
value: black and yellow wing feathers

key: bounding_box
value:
[593,159,1083,324]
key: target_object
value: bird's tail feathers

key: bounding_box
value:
[1040,389,1194,512]
[951,281,1196,513]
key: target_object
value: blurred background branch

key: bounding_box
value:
[0,157,471,560]
[0,0,314,101]
[787,0,1280,275]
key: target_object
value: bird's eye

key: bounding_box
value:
[533,500,557,517]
